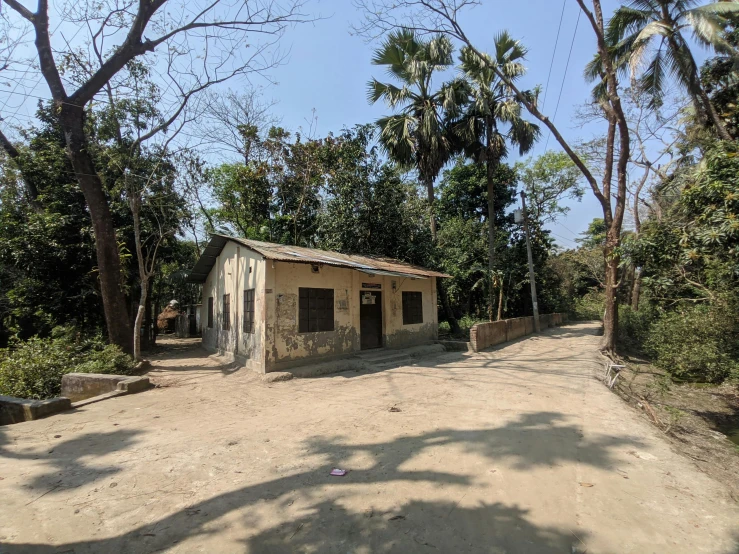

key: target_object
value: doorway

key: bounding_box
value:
[360,291,383,350]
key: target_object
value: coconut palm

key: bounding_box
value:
[367,29,469,240]
[456,33,540,320]
[604,0,739,140]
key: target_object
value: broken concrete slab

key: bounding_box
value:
[0,396,72,425]
[263,372,294,383]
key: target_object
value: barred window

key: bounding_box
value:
[299,288,334,333]
[402,292,423,325]
[207,297,214,328]
[222,294,231,331]
[243,289,255,334]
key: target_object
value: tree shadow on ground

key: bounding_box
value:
[0,411,640,553]
[0,423,143,492]
[241,498,593,554]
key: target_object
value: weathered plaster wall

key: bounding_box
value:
[374,274,438,349]
[201,241,266,371]
[264,263,438,371]
[266,262,358,370]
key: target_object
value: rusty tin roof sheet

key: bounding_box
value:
[187,234,450,283]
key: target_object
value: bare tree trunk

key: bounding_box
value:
[699,86,732,141]
[425,176,437,241]
[143,279,153,350]
[631,268,642,311]
[497,281,504,321]
[133,279,147,362]
[486,142,497,322]
[602,249,620,351]
[61,107,133,354]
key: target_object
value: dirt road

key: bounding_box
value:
[0,323,737,553]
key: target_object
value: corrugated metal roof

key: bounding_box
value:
[186,234,450,283]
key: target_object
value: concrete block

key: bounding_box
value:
[62,373,131,402]
[263,372,294,383]
[116,377,151,394]
[0,396,71,425]
[62,373,150,402]
[435,340,472,352]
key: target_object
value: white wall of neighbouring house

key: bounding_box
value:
[201,241,266,371]
[263,261,439,372]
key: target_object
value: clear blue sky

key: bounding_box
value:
[2,0,673,248]
[261,0,621,249]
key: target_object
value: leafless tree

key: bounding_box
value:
[0,0,312,353]
[354,0,634,352]
[125,165,178,361]
[200,88,281,163]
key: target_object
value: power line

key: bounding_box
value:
[541,0,568,112]
[544,7,582,152]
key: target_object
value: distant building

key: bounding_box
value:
[187,235,448,373]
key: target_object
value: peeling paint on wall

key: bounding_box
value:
[277,293,297,330]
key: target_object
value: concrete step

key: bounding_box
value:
[373,356,412,370]
[354,349,413,370]
[359,351,411,364]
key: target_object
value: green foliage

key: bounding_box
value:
[207,163,271,238]
[701,23,739,140]
[516,151,584,223]
[367,29,468,189]
[618,304,660,352]
[317,125,433,264]
[438,315,486,338]
[0,328,135,400]
[645,303,739,384]
[572,290,604,321]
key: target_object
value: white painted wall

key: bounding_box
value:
[200,241,266,371]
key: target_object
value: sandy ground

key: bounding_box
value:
[0,322,737,554]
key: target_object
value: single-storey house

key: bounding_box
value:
[186,235,449,373]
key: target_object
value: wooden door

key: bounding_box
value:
[360,291,382,350]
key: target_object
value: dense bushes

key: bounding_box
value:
[618,304,659,351]
[644,303,738,384]
[0,328,135,400]
[572,290,604,321]
[616,301,738,383]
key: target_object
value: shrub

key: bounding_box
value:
[645,304,739,384]
[0,328,135,400]
[618,304,660,352]
[572,290,604,321]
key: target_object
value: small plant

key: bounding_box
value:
[663,406,686,435]
[0,327,135,400]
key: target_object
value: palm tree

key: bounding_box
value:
[367,29,469,240]
[456,33,540,321]
[604,0,739,140]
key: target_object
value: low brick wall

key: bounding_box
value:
[469,313,568,353]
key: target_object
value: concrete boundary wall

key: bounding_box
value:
[469,313,568,353]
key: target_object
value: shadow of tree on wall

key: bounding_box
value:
[0,411,640,553]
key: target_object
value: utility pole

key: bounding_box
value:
[518,191,540,333]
